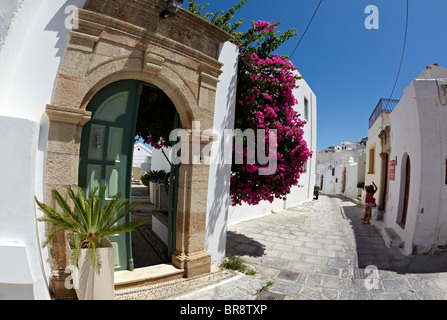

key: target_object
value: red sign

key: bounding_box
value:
[389,160,396,181]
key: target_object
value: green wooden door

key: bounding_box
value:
[79,80,142,271]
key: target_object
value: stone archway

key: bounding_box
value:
[45,0,230,298]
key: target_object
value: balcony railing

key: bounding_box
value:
[369,98,400,128]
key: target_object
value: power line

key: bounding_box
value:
[389,0,409,99]
[289,0,323,59]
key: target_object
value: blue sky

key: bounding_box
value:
[187,0,447,150]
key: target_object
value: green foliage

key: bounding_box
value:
[187,0,297,58]
[220,254,256,275]
[188,0,247,41]
[36,186,145,274]
[259,280,274,292]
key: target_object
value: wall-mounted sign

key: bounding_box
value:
[389,160,396,181]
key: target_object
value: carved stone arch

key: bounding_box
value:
[44,0,230,298]
[77,68,197,128]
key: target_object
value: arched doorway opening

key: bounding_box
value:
[44,0,231,297]
[78,80,181,272]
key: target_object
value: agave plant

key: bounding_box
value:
[35,185,145,274]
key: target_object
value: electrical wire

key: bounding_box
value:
[389,0,409,99]
[289,0,323,59]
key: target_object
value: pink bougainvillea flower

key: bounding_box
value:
[254,21,277,33]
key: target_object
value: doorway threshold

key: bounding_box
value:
[115,264,184,290]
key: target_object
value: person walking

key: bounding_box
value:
[362,182,377,224]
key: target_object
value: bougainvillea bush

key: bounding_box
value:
[187,1,313,206]
[228,19,312,206]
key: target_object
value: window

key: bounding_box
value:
[304,97,309,120]
[332,168,335,176]
[368,146,375,174]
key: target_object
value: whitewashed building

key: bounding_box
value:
[0,0,317,300]
[364,98,399,209]
[0,0,239,300]
[316,141,365,200]
[132,142,152,176]
[382,64,447,255]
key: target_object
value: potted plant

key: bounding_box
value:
[35,185,145,300]
[141,170,167,204]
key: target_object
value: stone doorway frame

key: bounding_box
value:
[45,0,230,298]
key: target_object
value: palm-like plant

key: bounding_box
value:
[36,185,145,274]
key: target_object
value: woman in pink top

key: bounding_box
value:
[362,182,377,224]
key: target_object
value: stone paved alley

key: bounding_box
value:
[177,194,447,300]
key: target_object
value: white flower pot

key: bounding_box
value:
[73,238,115,300]
[149,181,156,204]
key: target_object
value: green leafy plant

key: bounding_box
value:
[259,280,274,292]
[35,186,145,274]
[141,170,168,186]
[220,254,256,275]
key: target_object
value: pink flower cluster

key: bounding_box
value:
[230,49,312,206]
[254,21,277,33]
[144,135,165,149]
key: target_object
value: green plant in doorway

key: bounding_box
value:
[141,170,168,186]
[35,186,145,274]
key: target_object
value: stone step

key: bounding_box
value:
[115,264,184,290]
[379,227,404,249]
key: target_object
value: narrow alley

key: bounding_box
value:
[175,194,447,300]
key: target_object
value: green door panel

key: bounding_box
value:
[79,80,142,271]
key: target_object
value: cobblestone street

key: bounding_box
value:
[177,194,447,300]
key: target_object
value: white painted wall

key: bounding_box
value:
[133,142,152,173]
[0,0,25,51]
[205,41,238,266]
[0,0,86,300]
[150,147,172,173]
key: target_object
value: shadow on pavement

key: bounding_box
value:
[341,201,447,274]
[225,231,266,258]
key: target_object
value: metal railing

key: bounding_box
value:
[369,98,400,128]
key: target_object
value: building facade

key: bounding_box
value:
[384,65,447,255]
[0,0,238,299]
[316,141,365,200]
[364,98,399,210]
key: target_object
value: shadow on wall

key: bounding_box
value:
[45,0,87,96]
